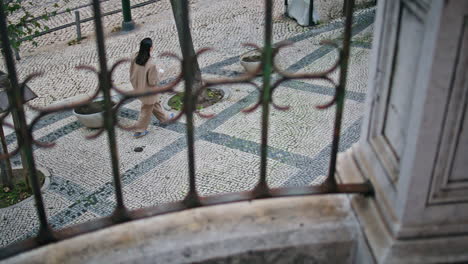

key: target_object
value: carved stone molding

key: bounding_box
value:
[368,0,426,185]
[403,0,430,19]
[428,16,468,204]
[359,0,468,239]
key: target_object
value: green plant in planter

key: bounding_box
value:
[74,100,116,115]
[168,89,224,111]
[73,100,118,129]
[0,169,45,208]
[242,55,262,62]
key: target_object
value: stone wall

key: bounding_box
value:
[4,196,367,264]
[346,0,468,262]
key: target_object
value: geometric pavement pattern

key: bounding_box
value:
[0,8,374,248]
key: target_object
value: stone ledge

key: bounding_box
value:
[5,195,361,264]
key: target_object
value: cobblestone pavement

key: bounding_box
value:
[10,0,180,51]
[0,0,375,248]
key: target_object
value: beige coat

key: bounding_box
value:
[129,53,159,105]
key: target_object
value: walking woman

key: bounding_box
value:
[130,37,173,138]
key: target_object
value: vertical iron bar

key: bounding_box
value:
[169,0,203,87]
[14,26,21,60]
[284,0,288,17]
[91,0,128,221]
[0,125,13,189]
[0,0,54,243]
[175,0,200,206]
[75,11,82,41]
[326,0,354,188]
[308,0,314,26]
[13,47,20,61]
[121,0,135,31]
[255,0,274,197]
[121,0,132,22]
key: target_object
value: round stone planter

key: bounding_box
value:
[0,166,51,212]
[73,99,118,129]
[162,87,232,112]
[240,50,262,75]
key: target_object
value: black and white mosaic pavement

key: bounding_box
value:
[0,6,374,247]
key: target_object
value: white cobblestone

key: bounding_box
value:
[120,140,301,209]
[0,0,375,249]
[34,122,182,191]
[0,191,71,247]
[214,87,363,158]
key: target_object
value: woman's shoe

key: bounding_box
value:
[162,113,175,124]
[133,130,149,138]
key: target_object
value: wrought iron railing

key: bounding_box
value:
[0,0,372,260]
[19,0,161,42]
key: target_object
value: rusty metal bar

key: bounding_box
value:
[308,0,314,26]
[0,0,55,244]
[284,0,288,17]
[20,0,162,42]
[325,0,355,188]
[75,11,82,41]
[0,0,373,260]
[0,125,13,188]
[255,0,274,197]
[175,0,200,206]
[90,0,129,221]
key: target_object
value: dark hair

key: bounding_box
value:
[135,38,153,66]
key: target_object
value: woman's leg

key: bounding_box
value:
[134,104,153,132]
[152,102,169,123]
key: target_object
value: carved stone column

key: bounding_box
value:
[338,0,468,262]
